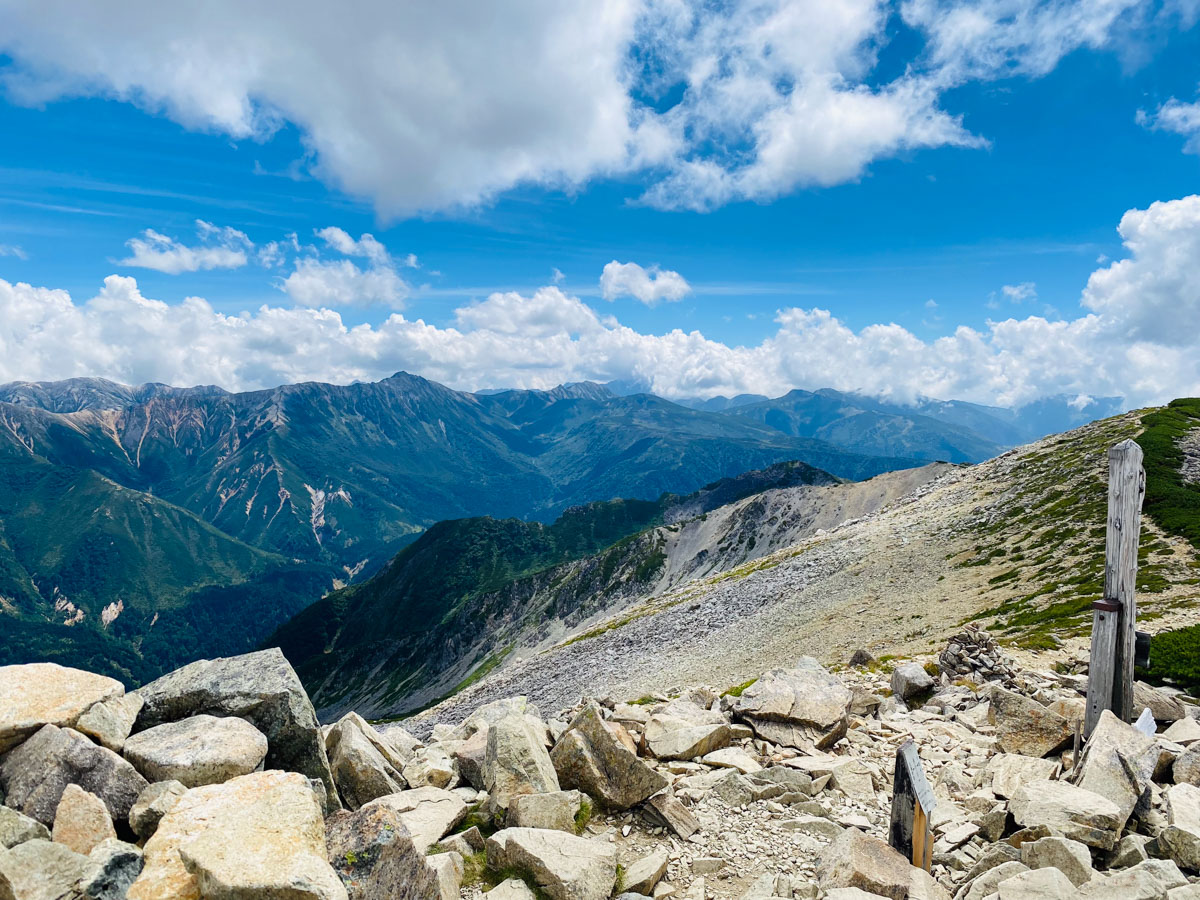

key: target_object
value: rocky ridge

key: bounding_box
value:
[3,634,1200,899]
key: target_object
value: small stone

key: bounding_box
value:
[691,857,723,875]
[51,784,116,856]
[701,748,761,774]
[624,849,669,895]
[0,806,49,849]
[128,780,187,841]
[891,663,934,702]
[78,837,144,900]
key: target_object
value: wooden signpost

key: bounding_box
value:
[890,740,935,871]
[1084,439,1146,737]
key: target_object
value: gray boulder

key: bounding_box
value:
[1021,835,1094,886]
[508,790,584,832]
[890,663,934,702]
[986,686,1071,758]
[1176,744,1200,787]
[0,839,92,900]
[1134,681,1187,723]
[428,851,463,900]
[1010,780,1123,850]
[624,849,668,895]
[484,712,559,811]
[362,786,468,853]
[325,712,407,810]
[0,806,49,849]
[77,838,144,900]
[75,694,145,754]
[51,784,116,856]
[0,725,148,828]
[730,661,852,751]
[486,827,617,900]
[122,714,268,788]
[550,703,665,810]
[1076,710,1159,829]
[1160,783,1200,871]
[994,866,1076,899]
[325,802,439,900]
[816,827,911,900]
[132,648,339,810]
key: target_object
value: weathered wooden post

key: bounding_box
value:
[1084,439,1146,736]
[890,740,935,871]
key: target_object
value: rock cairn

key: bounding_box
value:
[937,625,1017,685]
[2,642,1200,900]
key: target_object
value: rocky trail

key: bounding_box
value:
[3,628,1200,899]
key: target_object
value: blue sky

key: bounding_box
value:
[1,1,1200,406]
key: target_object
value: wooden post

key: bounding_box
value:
[890,741,935,870]
[1084,439,1146,736]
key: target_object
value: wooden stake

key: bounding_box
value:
[1084,439,1146,737]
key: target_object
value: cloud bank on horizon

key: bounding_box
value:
[2,194,1199,409]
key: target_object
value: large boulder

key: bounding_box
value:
[374,723,423,763]
[0,664,125,754]
[994,866,1077,899]
[1076,710,1159,829]
[1134,681,1187,723]
[122,714,269,788]
[1160,783,1200,871]
[550,703,666,810]
[624,849,669,896]
[0,838,92,900]
[402,746,457,790]
[325,713,407,810]
[644,711,730,761]
[0,725,148,828]
[484,712,559,811]
[362,787,468,853]
[1020,835,1094,887]
[486,827,617,900]
[127,770,345,900]
[325,802,439,900]
[1010,780,1123,850]
[128,781,187,841]
[729,660,852,751]
[1176,744,1200,786]
[51,784,116,856]
[986,686,1072,758]
[816,828,911,900]
[132,648,339,809]
[508,790,584,832]
[985,754,1058,800]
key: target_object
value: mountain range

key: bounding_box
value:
[0,371,1125,688]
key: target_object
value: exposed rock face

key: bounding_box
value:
[730,661,852,751]
[325,802,439,900]
[361,787,468,853]
[75,694,145,754]
[122,715,269,788]
[0,725,148,828]
[128,770,345,900]
[128,781,187,841]
[986,686,1072,758]
[484,711,560,811]
[816,828,912,900]
[324,712,407,810]
[132,648,340,809]
[51,784,116,856]
[0,664,125,753]
[1010,780,1123,850]
[486,827,617,900]
[550,702,666,809]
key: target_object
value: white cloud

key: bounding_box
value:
[3,196,1200,409]
[279,258,408,309]
[315,227,389,265]
[600,261,691,305]
[0,0,1177,215]
[1140,93,1200,153]
[0,244,28,260]
[118,220,251,274]
[1002,282,1037,302]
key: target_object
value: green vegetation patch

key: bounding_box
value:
[1139,624,1200,692]
[1137,399,1200,553]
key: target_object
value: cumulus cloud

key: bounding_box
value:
[3,195,1200,407]
[278,226,412,309]
[118,220,251,274]
[0,0,1177,215]
[1140,93,1200,153]
[600,261,691,305]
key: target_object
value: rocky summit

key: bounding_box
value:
[1,636,1200,900]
